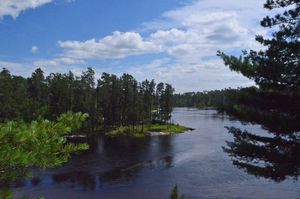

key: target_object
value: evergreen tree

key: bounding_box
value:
[218,0,300,181]
[0,112,89,198]
[0,69,14,121]
[0,69,30,122]
[161,84,174,123]
[81,67,97,130]
[218,0,300,91]
[155,82,165,122]
[141,79,156,123]
[27,68,48,121]
[47,73,70,119]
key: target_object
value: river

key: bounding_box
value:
[14,108,300,198]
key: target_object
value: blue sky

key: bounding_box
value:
[0,0,271,92]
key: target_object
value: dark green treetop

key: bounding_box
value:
[218,0,300,91]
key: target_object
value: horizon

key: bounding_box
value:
[0,0,274,92]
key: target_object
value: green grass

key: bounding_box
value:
[105,123,192,138]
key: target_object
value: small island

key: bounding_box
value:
[105,123,193,138]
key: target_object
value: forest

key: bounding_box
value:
[0,67,175,131]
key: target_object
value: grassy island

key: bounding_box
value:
[105,123,193,138]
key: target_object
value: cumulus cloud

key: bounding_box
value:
[0,0,52,19]
[58,31,161,60]
[147,0,267,59]
[54,0,267,64]
[31,46,39,54]
[126,58,254,93]
[130,0,270,91]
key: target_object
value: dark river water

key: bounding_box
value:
[14,108,300,198]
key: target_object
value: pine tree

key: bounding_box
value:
[0,112,89,198]
[218,0,300,91]
[27,68,48,121]
[218,0,300,181]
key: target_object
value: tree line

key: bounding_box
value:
[173,89,238,109]
[0,67,174,130]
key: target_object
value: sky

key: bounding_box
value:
[0,0,272,93]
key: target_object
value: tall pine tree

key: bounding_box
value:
[218,0,300,181]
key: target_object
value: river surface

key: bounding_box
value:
[14,108,300,199]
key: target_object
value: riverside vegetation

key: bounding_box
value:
[0,68,190,198]
[0,0,299,198]
[0,67,190,137]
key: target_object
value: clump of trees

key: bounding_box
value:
[0,68,174,131]
[218,0,300,181]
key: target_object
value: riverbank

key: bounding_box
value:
[105,123,193,138]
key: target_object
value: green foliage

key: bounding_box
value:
[0,112,89,186]
[105,123,191,138]
[218,0,300,133]
[218,0,300,91]
[0,188,13,199]
[218,0,300,182]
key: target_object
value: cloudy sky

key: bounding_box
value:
[0,0,271,92]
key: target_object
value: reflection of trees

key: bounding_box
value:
[223,127,300,182]
[47,135,174,190]
[10,134,175,192]
[159,136,173,154]
[53,171,97,191]
[99,155,173,183]
[51,155,174,189]
[222,87,300,182]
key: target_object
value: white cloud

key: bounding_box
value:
[0,60,36,76]
[147,0,267,58]
[34,57,85,67]
[0,0,52,19]
[126,58,254,93]
[0,59,88,78]
[55,0,267,64]
[7,0,272,91]
[130,0,270,91]
[0,60,22,68]
[58,31,161,60]
[31,46,39,54]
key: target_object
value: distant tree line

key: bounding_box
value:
[172,89,237,109]
[0,67,174,131]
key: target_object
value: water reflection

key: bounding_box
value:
[31,177,41,186]
[12,108,300,198]
[223,127,300,182]
[53,171,97,191]
[99,155,173,184]
[14,134,175,191]
[223,89,300,182]
[50,155,174,191]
